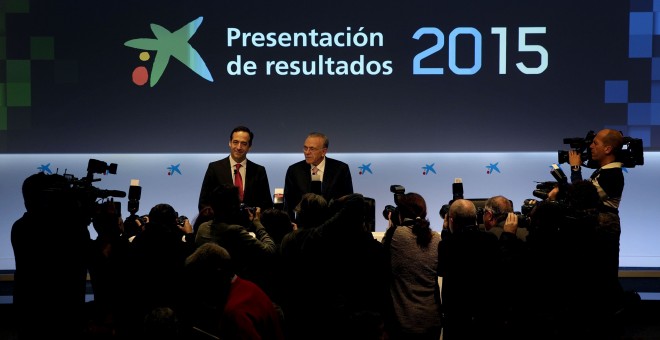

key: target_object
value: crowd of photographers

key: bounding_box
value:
[10,128,640,339]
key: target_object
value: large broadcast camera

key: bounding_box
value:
[66,159,126,201]
[557,130,644,168]
[56,159,126,218]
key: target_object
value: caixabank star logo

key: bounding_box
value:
[124,17,214,87]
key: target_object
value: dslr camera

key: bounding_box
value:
[382,185,405,220]
[439,179,487,225]
[439,178,465,220]
[176,215,189,227]
[240,203,256,215]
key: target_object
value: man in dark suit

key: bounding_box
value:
[198,126,273,213]
[283,132,353,220]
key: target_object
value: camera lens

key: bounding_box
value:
[382,205,396,220]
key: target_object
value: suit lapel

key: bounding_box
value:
[220,157,233,183]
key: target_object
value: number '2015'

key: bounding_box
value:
[412,27,548,75]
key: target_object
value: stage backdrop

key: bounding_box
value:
[0,0,657,152]
[1,1,659,269]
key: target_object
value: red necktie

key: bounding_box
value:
[235,163,244,202]
[312,166,318,175]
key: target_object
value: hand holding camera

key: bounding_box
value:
[176,215,193,234]
[503,212,518,234]
[382,185,405,223]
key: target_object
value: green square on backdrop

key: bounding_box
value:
[0,106,6,130]
[0,37,6,60]
[5,0,30,13]
[0,83,5,106]
[6,82,30,106]
[6,60,29,82]
[0,13,5,35]
[31,37,54,60]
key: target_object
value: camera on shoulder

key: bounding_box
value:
[557,130,644,168]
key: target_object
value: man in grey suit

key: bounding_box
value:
[283,132,353,220]
[198,126,273,213]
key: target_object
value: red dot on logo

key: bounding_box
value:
[132,66,149,86]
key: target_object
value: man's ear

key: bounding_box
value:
[604,145,613,155]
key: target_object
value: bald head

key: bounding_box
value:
[448,199,477,233]
[599,129,624,150]
[591,129,624,167]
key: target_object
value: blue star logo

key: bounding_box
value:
[486,162,500,174]
[358,163,373,175]
[125,17,213,87]
[422,163,436,175]
[167,163,182,176]
[37,163,52,174]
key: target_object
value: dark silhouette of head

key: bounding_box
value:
[210,184,242,224]
[260,208,293,245]
[147,203,179,232]
[22,172,70,213]
[294,193,328,229]
[184,243,235,311]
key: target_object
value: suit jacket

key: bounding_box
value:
[283,157,353,218]
[198,157,273,211]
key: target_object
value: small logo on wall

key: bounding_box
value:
[486,162,500,174]
[422,163,436,175]
[37,163,53,174]
[124,17,214,87]
[358,163,372,175]
[167,163,182,176]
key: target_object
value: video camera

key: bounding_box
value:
[557,131,595,167]
[516,163,570,228]
[66,158,125,200]
[530,164,568,200]
[382,185,405,221]
[558,130,644,168]
[618,136,645,168]
[520,164,605,234]
[52,159,126,218]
